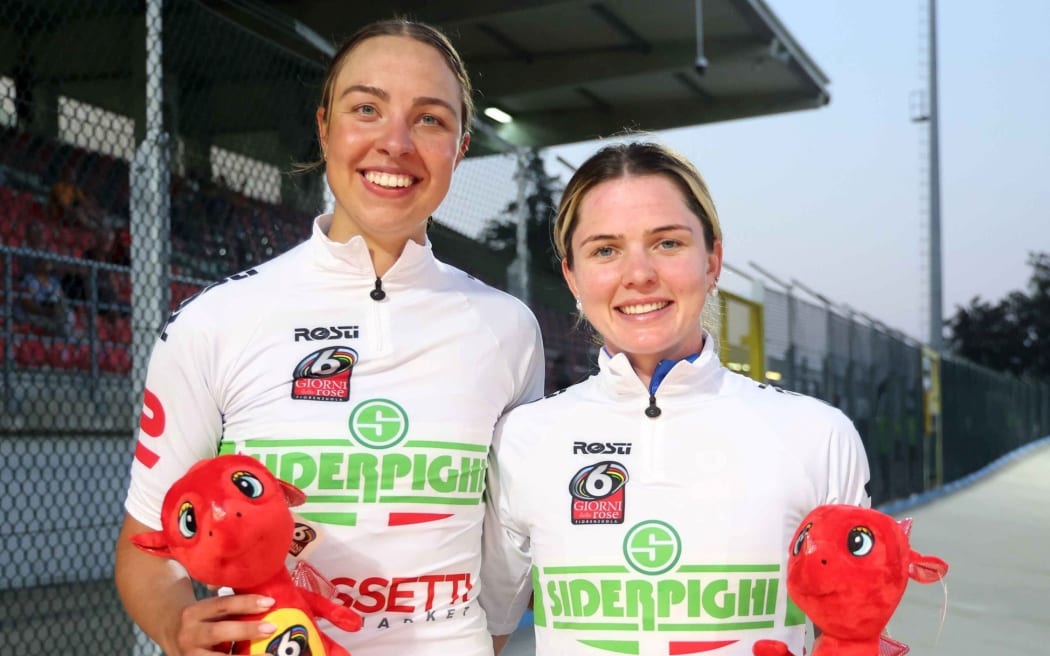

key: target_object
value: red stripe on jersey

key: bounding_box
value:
[669,640,738,654]
[387,513,453,526]
[140,388,165,437]
[135,440,160,468]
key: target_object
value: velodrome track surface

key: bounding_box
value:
[503,437,1050,656]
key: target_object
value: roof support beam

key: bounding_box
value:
[589,3,651,54]
[493,91,825,147]
[475,22,535,63]
[471,36,767,99]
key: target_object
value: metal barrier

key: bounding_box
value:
[762,287,931,504]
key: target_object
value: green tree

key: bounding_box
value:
[480,148,562,274]
[946,252,1050,379]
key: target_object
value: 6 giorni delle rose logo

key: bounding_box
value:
[291,346,358,402]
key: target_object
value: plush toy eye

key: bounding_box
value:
[847,526,875,556]
[178,501,197,539]
[792,522,812,556]
[232,471,265,498]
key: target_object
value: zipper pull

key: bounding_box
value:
[370,277,386,301]
[645,394,661,418]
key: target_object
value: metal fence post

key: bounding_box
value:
[129,0,170,404]
[507,148,531,304]
[130,3,167,648]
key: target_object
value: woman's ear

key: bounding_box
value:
[707,239,723,283]
[315,107,328,156]
[456,133,471,166]
[561,257,579,300]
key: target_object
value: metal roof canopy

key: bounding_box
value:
[230,0,831,150]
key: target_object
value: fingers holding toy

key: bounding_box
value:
[175,594,276,655]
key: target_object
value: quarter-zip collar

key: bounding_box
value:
[307,214,438,288]
[595,331,725,407]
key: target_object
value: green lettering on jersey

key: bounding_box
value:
[218,438,488,507]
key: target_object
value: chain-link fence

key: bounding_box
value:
[2,1,1050,653]
[0,3,562,651]
[759,285,1049,506]
[761,288,926,504]
[941,354,1050,483]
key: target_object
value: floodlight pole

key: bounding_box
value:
[927,0,944,350]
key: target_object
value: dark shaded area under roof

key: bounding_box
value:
[217,0,831,151]
[0,0,829,163]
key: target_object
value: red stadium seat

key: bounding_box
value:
[51,341,90,370]
[113,316,131,344]
[14,336,48,369]
[95,315,113,342]
[114,272,132,304]
[99,346,131,374]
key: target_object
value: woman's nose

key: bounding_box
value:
[623,250,657,286]
[378,119,415,157]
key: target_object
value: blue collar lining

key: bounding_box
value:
[649,352,701,395]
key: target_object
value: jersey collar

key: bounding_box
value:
[309,214,437,284]
[596,332,725,401]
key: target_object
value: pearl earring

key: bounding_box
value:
[575,298,582,312]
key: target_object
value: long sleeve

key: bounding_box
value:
[480,416,535,635]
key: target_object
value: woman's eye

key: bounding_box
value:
[419,114,442,126]
[593,246,614,258]
[658,239,681,250]
[355,104,377,116]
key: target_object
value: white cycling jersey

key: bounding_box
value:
[482,335,870,656]
[125,214,545,656]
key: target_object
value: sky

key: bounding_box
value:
[542,0,1050,342]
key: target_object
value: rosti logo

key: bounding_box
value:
[531,519,790,656]
[291,346,357,402]
[569,461,628,525]
[573,441,633,455]
[294,325,359,341]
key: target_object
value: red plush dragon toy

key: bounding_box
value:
[753,504,948,656]
[131,454,362,655]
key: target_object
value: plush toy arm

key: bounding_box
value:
[128,530,173,558]
[752,639,796,656]
[303,589,363,633]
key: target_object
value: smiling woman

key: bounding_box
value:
[114,18,545,656]
[481,141,872,656]
[316,28,472,276]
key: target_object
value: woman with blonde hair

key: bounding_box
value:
[115,18,544,656]
[482,141,869,656]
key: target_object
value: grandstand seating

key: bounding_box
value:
[0,127,310,377]
[1,127,581,385]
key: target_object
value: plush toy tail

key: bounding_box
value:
[752,639,796,656]
[878,634,909,656]
[291,559,337,598]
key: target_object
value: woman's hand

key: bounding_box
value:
[172,593,277,656]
